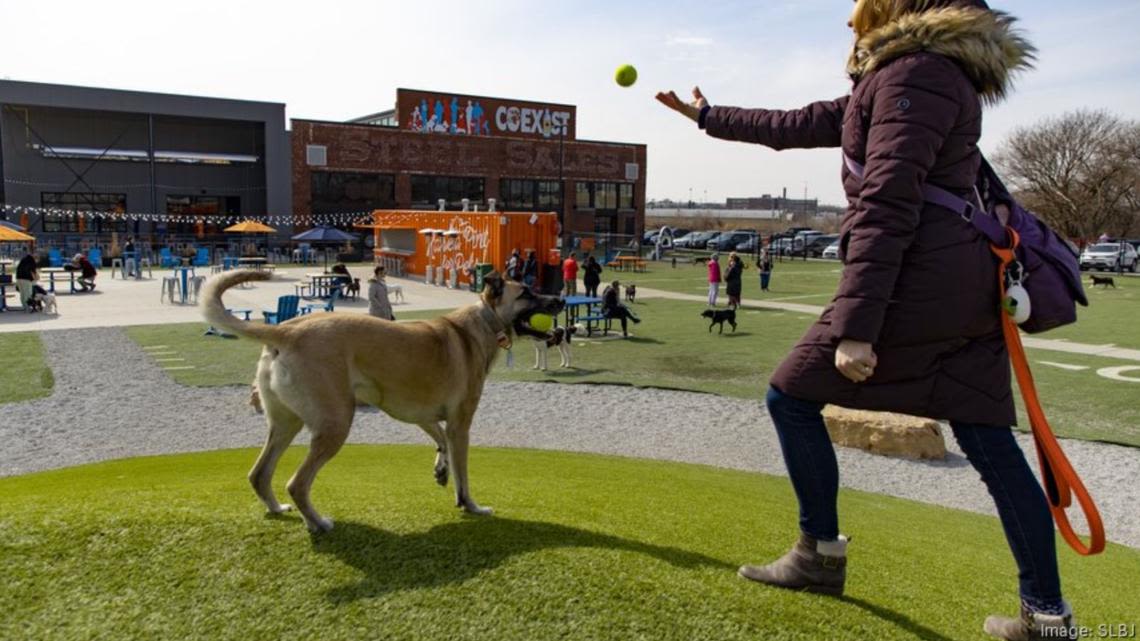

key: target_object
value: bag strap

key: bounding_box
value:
[991,234,1105,556]
[842,154,1009,247]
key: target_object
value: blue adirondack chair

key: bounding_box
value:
[263,295,300,325]
[194,247,210,266]
[302,289,340,315]
[48,248,64,267]
[87,248,102,267]
[159,247,177,267]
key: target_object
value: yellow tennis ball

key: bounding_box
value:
[529,313,554,333]
[615,64,638,88]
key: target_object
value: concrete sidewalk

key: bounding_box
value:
[0,265,478,333]
[638,285,1140,363]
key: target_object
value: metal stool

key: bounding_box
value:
[160,276,181,303]
[110,258,123,278]
[136,258,152,279]
[188,275,207,303]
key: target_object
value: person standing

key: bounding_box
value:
[706,253,722,307]
[657,1,1067,638]
[15,252,37,310]
[368,265,395,321]
[759,250,773,292]
[725,252,743,308]
[583,255,603,298]
[505,249,521,281]
[522,250,539,291]
[562,252,579,297]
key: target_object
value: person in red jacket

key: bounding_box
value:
[562,252,579,297]
[706,253,722,307]
[658,1,1068,638]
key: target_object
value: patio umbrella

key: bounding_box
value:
[0,226,34,242]
[226,220,278,257]
[0,219,27,232]
[291,225,358,269]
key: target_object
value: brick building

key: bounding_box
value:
[292,89,647,246]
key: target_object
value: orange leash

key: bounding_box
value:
[991,231,1105,556]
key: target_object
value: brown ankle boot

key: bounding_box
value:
[738,533,847,595]
[984,601,1073,641]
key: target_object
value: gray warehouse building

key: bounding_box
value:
[0,80,290,254]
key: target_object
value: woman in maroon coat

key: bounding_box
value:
[661,1,1068,638]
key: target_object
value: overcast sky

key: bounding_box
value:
[4,0,1138,206]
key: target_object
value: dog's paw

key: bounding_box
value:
[269,503,293,514]
[434,465,449,487]
[306,516,335,533]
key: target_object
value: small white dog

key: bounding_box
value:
[533,325,578,370]
[39,292,58,314]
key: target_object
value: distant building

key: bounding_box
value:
[726,194,817,214]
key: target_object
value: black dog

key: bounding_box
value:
[625,284,637,304]
[1090,275,1116,288]
[701,308,737,334]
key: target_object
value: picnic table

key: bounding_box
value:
[562,295,611,336]
[238,257,271,271]
[298,272,342,299]
[40,267,78,294]
[609,256,647,272]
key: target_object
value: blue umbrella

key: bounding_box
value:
[0,219,26,232]
[291,225,359,268]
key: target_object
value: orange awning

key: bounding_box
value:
[225,220,277,233]
[0,226,34,242]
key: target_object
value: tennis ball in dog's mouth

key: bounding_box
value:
[614,64,638,88]
[529,313,554,333]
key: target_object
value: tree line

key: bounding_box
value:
[997,110,1139,242]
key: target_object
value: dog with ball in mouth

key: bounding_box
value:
[530,313,578,370]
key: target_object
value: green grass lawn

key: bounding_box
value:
[2,445,1136,641]
[120,298,1140,447]
[0,332,53,404]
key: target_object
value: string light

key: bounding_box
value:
[0,202,377,228]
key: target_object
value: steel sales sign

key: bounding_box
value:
[397,88,576,141]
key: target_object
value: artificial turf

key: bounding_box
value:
[0,331,53,404]
[2,445,1137,641]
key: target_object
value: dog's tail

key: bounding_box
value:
[201,270,289,345]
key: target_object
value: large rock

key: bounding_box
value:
[822,406,947,460]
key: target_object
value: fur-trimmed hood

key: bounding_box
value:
[846,5,1035,104]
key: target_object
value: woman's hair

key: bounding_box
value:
[850,0,951,37]
[373,265,385,276]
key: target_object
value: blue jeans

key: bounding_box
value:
[765,386,1062,609]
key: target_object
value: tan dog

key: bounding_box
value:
[202,270,564,532]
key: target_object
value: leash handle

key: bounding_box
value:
[991,232,1106,556]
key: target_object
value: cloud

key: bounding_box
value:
[666,35,714,47]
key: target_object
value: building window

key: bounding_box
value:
[41,192,126,233]
[619,183,635,210]
[575,182,592,209]
[166,195,240,235]
[311,172,395,214]
[410,175,484,209]
[593,214,616,235]
[575,182,633,211]
[500,179,562,212]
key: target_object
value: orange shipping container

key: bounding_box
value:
[363,210,560,286]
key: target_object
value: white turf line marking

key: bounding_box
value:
[154,358,185,362]
[162,366,196,371]
[1037,361,1089,371]
[142,345,169,350]
[148,351,177,356]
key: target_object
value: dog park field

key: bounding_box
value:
[1,261,1139,640]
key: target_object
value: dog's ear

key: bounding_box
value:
[483,271,505,301]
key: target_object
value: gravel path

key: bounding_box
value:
[3,327,1138,549]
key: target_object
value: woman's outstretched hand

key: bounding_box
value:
[656,87,708,123]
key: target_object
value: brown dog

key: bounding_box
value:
[202,270,564,532]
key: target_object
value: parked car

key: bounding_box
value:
[735,236,760,253]
[821,240,841,260]
[672,231,698,249]
[806,234,839,257]
[686,230,719,250]
[708,231,754,252]
[1080,242,1138,272]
